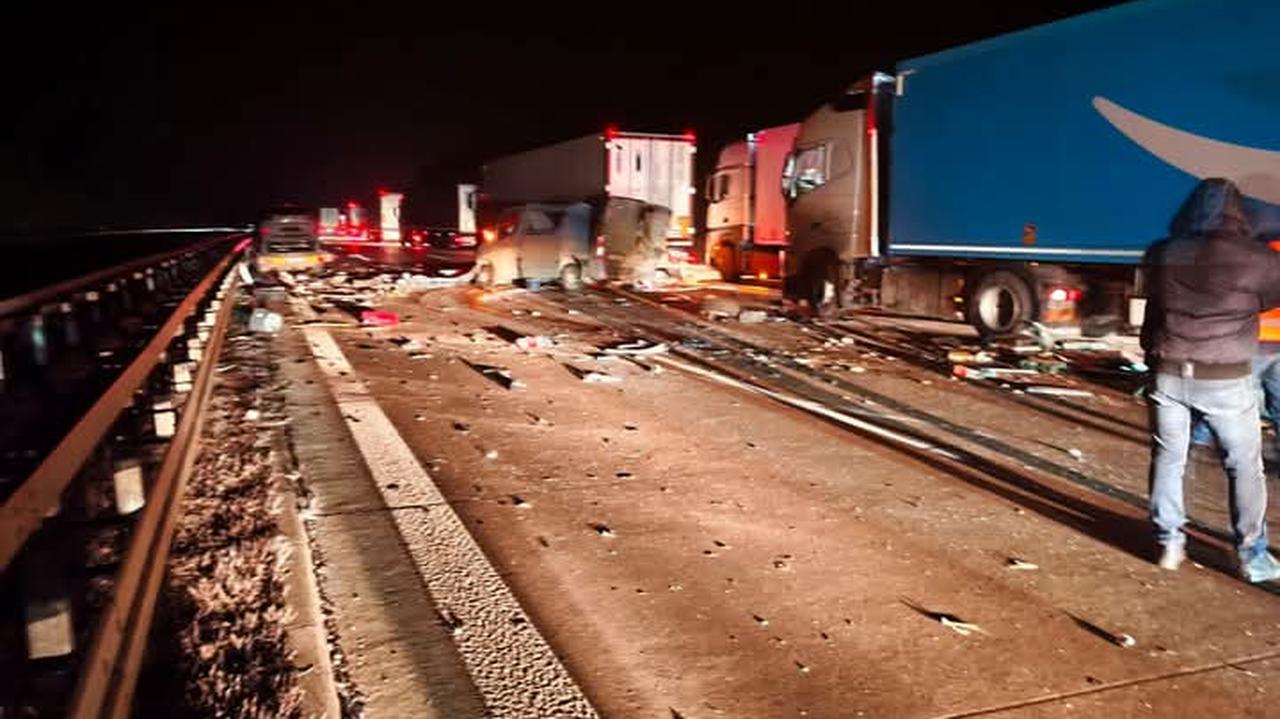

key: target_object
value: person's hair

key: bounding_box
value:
[1170,177,1252,237]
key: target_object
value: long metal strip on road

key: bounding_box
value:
[594,286,1255,560]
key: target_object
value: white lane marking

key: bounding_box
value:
[302,328,598,718]
[655,354,958,459]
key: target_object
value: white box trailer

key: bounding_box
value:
[378,190,403,242]
[482,129,697,244]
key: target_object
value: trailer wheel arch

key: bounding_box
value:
[965,267,1038,338]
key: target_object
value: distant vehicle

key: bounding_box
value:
[402,226,478,252]
[782,0,1280,336]
[378,190,403,243]
[254,205,328,272]
[457,184,477,234]
[704,123,800,282]
[319,207,342,239]
[480,128,697,247]
[474,198,671,289]
[317,201,369,243]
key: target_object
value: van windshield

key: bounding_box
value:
[523,209,564,235]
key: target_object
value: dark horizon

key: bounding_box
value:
[1,2,1119,231]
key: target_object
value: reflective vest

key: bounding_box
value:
[1262,240,1280,342]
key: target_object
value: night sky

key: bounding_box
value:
[1,2,1117,231]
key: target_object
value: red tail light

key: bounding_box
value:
[1047,287,1083,303]
[594,234,606,258]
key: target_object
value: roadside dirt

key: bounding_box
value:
[139,309,306,718]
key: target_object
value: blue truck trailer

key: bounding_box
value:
[782,0,1280,336]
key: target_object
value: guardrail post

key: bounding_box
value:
[28,313,48,370]
[20,537,74,660]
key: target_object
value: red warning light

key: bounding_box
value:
[604,125,620,140]
[682,129,697,143]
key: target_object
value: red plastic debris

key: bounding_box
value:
[360,310,400,327]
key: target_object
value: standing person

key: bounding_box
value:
[1142,178,1280,583]
[1190,255,1280,451]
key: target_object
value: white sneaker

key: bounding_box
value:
[1157,544,1185,571]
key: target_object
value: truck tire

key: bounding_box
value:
[804,253,847,318]
[967,269,1035,337]
[559,261,584,291]
[474,263,495,288]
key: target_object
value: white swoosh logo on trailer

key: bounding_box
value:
[1093,96,1280,205]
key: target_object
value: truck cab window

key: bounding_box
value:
[707,173,731,203]
[793,144,829,194]
[783,145,828,198]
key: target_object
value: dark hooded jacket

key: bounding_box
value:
[1142,178,1280,366]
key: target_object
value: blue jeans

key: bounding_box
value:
[1256,351,1280,426]
[1189,352,1280,444]
[1149,372,1270,561]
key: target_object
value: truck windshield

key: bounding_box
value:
[782,144,829,199]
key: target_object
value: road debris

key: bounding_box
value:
[1005,558,1040,571]
[515,335,556,352]
[360,309,400,327]
[946,349,994,365]
[1026,386,1096,398]
[737,309,768,324]
[249,308,283,334]
[1069,613,1136,648]
[603,339,670,357]
[903,600,988,636]
[591,523,616,538]
[466,361,525,390]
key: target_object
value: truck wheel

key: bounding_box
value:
[474,263,495,287]
[967,270,1035,337]
[559,261,584,291]
[808,256,847,318]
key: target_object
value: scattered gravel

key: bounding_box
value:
[138,304,304,718]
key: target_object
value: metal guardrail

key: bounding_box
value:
[0,235,247,717]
